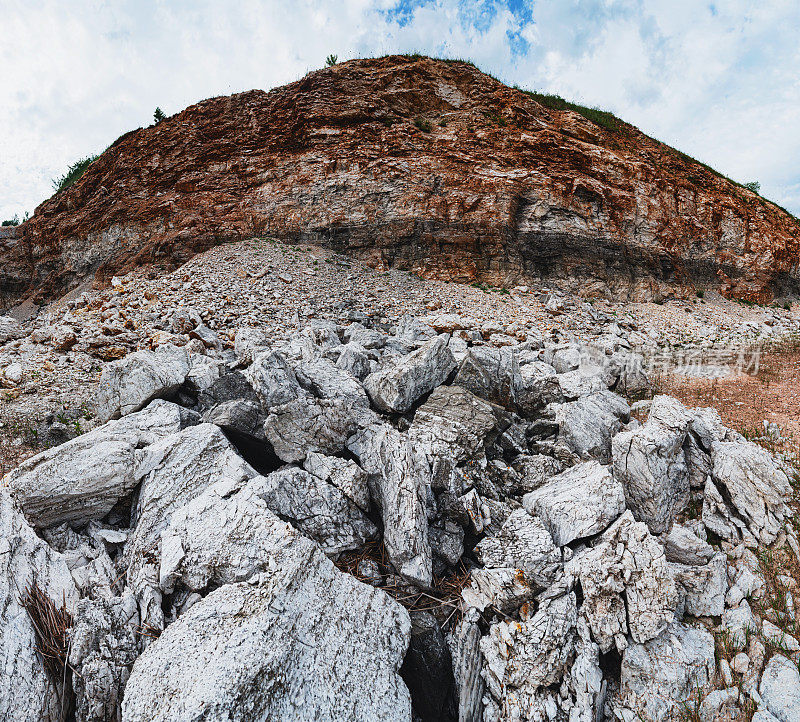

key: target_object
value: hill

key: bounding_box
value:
[3,54,799,308]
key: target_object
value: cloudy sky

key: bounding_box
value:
[2,0,799,222]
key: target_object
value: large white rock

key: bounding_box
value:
[364,335,456,413]
[551,390,629,462]
[4,400,197,528]
[96,345,190,422]
[481,594,577,717]
[760,654,800,722]
[670,551,727,617]
[523,460,626,546]
[0,490,79,722]
[620,622,715,722]
[612,396,691,535]
[711,439,791,544]
[244,349,304,410]
[461,567,538,613]
[69,593,140,722]
[515,360,563,415]
[264,395,372,463]
[160,481,311,593]
[122,534,412,722]
[451,346,520,409]
[348,423,432,587]
[302,452,370,511]
[474,509,561,586]
[233,326,270,366]
[124,424,259,630]
[249,467,377,556]
[571,510,678,652]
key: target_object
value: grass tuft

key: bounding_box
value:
[19,582,72,683]
[51,156,97,193]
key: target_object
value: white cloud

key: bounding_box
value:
[1,0,798,221]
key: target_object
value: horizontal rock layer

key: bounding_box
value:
[3,55,799,308]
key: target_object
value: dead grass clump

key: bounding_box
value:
[335,539,471,625]
[19,582,72,684]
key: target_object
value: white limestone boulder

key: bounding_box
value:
[523,460,626,546]
[122,535,412,722]
[364,335,456,413]
[4,400,198,528]
[96,345,191,422]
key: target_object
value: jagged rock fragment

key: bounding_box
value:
[96,345,190,421]
[523,460,625,546]
[122,537,412,722]
[364,335,456,413]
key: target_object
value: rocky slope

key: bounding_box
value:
[2,298,800,721]
[4,55,800,309]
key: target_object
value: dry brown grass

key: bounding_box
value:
[18,582,72,684]
[335,539,471,625]
[657,340,800,469]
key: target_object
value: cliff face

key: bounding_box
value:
[4,55,799,307]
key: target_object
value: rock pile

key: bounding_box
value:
[1,314,798,721]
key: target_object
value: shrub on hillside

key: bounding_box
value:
[2,215,19,227]
[325,54,338,67]
[51,156,98,193]
[153,107,167,124]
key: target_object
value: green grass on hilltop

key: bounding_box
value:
[51,155,98,194]
[518,89,621,132]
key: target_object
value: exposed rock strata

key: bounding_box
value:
[4,56,799,309]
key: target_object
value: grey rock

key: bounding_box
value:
[523,460,626,546]
[336,341,372,380]
[670,551,727,617]
[69,593,140,722]
[203,398,266,440]
[447,609,484,722]
[722,601,757,651]
[264,395,372,462]
[0,490,79,722]
[249,467,378,557]
[760,654,800,722]
[620,622,715,722]
[294,357,369,406]
[510,454,563,494]
[396,314,437,345]
[159,482,307,593]
[515,360,563,415]
[452,346,520,409]
[123,537,412,722]
[551,390,629,462]
[245,349,304,411]
[664,523,715,565]
[712,439,791,544]
[364,335,456,413]
[612,396,691,535]
[481,594,577,715]
[124,424,258,631]
[571,510,678,652]
[5,400,197,528]
[349,423,432,587]
[302,452,370,511]
[96,346,190,422]
[702,475,744,544]
[762,620,800,652]
[0,314,24,343]
[474,509,561,585]
[233,326,271,366]
[461,567,537,613]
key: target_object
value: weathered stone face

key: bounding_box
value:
[4,56,799,309]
